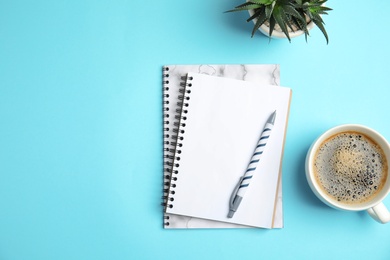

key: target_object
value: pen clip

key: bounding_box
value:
[229,176,243,208]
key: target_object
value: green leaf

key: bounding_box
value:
[317,6,333,13]
[292,15,308,35]
[247,6,265,22]
[312,19,329,44]
[272,6,291,41]
[225,3,262,13]
[265,4,273,20]
[268,16,276,40]
[251,9,268,37]
[311,13,324,23]
[252,0,274,5]
[283,4,304,21]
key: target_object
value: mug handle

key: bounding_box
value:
[367,202,390,224]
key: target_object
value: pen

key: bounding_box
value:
[228,110,276,218]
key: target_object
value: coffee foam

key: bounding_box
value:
[314,131,388,205]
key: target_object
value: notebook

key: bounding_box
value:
[164,72,291,228]
[162,64,284,228]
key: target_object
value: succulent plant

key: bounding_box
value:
[226,0,332,43]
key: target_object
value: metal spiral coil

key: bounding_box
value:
[164,75,192,213]
[162,69,193,226]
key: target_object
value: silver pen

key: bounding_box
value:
[228,111,276,218]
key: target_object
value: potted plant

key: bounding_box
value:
[226,0,332,43]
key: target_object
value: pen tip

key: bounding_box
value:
[268,110,276,125]
[227,210,235,218]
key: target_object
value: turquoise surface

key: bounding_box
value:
[1,0,390,259]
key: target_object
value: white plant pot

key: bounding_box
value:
[248,8,315,39]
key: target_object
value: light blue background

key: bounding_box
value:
[1,0,389,259]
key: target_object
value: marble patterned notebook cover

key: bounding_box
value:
[162,64,283,228]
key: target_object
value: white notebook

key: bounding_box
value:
[165,73,291,228]
[162,64,284,228]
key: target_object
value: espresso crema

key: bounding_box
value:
[314,131,388,204]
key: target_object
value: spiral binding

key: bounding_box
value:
[164,75,192,214]
[162,67,193,226]
[162,66,172,211]
[162,66,172,204]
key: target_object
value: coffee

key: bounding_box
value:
[314,131,388,205]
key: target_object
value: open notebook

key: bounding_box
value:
[163,64,284,228]
[164,72,291,228]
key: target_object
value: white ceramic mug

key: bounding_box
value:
[305,124,390,223]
